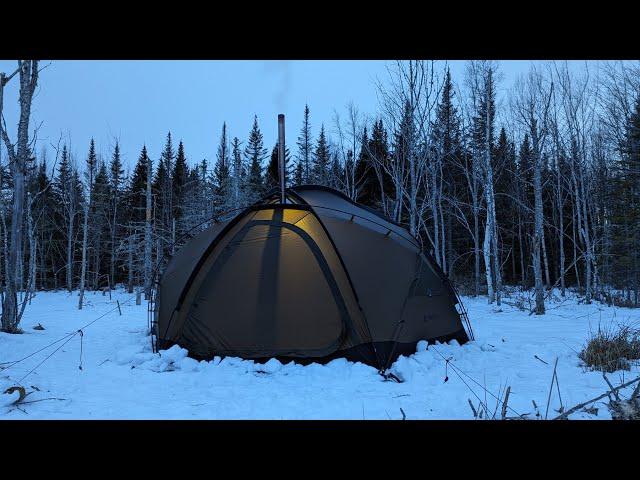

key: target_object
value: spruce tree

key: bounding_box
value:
[365,120,393,210]
[108,141,125,287]
[354,126,372,203]
[91,160,111,288]
[312,125,330,186]
[172,140,188,221]
[610,93,640,295]
[230,137,245,209]
[330,149,343,190]
[129,145,151,224]
[265,142,291,192]
[294,160,304,187]
[244,116,268,203]
[213,122,231,217]
[157,132,175,247]
[296,104,313,183]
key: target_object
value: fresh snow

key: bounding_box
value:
[1,289,638,419]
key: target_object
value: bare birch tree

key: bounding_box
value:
[78,139,96,310]
[0,60,39,332]
[511,65,554,314]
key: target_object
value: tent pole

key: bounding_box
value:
[278,114,286,204]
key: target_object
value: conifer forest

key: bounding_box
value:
[1,60,639,334]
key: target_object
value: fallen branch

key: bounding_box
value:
[553,375,640,420]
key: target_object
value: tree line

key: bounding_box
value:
[1,60,639,332]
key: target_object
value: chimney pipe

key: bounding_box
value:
[278,114,286,204]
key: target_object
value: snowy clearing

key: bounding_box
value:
[1,289,639,419]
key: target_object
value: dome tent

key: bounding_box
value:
[153,185,473,371]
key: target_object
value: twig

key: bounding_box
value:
[468,398,478,418]
[602,372,620,401]
[501,386,512,420]
[554,375,640,420]
[400,407,406,420]
[545,357,559,420]
[532,400,541,419]
[534,355,549,365]
[19,397,66,405]
[555,366,564,412]
[491,383,504,419]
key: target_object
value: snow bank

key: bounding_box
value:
[1,289,638,419]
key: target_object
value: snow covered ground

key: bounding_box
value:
[1,288,639,419]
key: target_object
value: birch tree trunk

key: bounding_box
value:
[127,226,134,294]
[483,94,497,304]
[541,225,551,289]
[144,155,153,299]
[483,214,494,303]
[0,61,38,332]
[66,199,75,293]
[556,155,566,296]
[78,172,92,310]
[532,130,546,314]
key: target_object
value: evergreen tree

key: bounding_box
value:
[129,145,151,224]
[431,68,464,276]
[518,134,534,207]
[172,140,188,221]
[472,68,496,155]
[265,142,291,192]
[27,157,54,289]
[330,149,343,190]
[244,116,268,203]
[610,93,640,294]
[52,145,83,291]
[293,160,304,187]
[312,125,331,185]
[296,104,313,183]
[230,137,245,209]
[110,142,125,194]
[156,132,175,249]
[213,122,231,217]
[152,156,168,212]
[367,120,393,210]
[91,160,111,288]
[391,102,415,223]
[354,126,372,203]
[108,141,125,287]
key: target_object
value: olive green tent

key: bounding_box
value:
[153,185,472,370]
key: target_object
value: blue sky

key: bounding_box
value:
[0,60,556,172]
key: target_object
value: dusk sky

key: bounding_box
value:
[0,60,577,172]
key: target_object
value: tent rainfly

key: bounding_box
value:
[152,184,473,371]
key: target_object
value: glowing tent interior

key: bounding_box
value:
[152,115,472,372]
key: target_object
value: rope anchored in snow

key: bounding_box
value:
[78,330,84,371]
[444,356,453,383]
[0,294,138,384]
[429,343,524,418]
